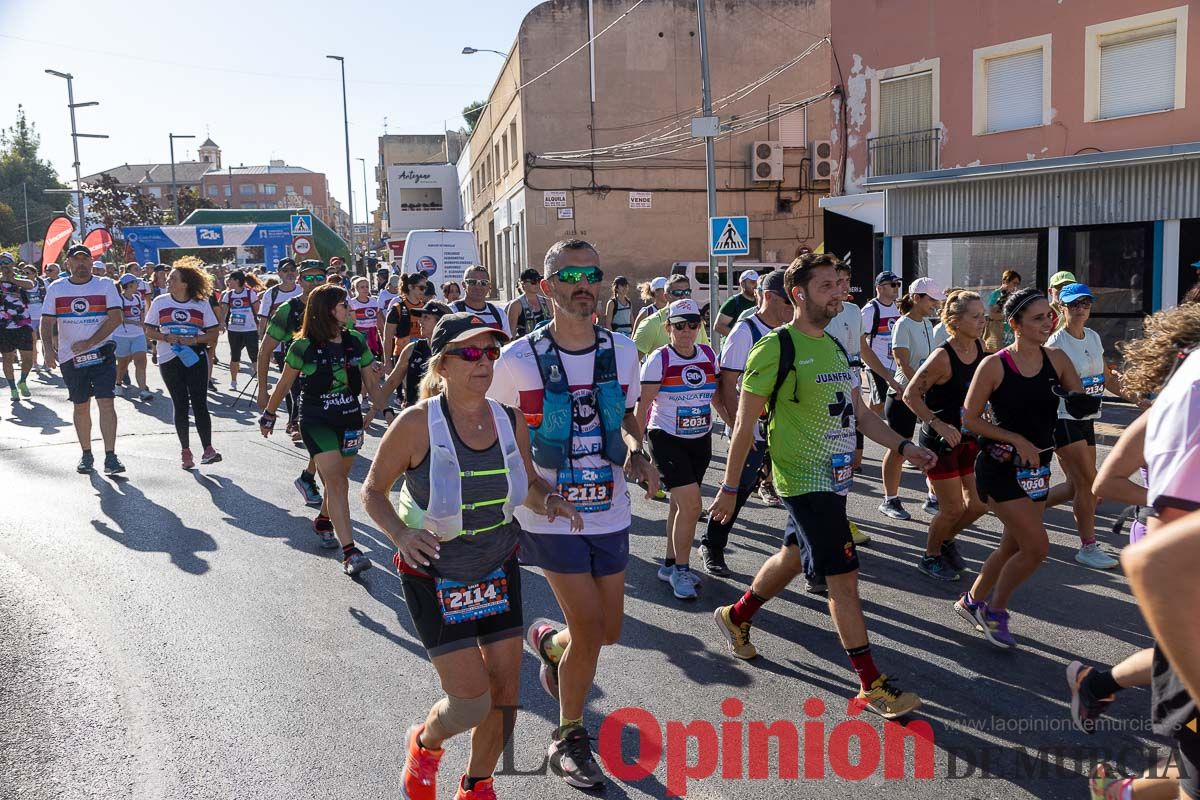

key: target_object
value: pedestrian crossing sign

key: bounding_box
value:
[290,214,313,236]
[710,216,750,256]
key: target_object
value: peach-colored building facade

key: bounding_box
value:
[825,0,1200,351]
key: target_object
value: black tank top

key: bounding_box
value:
[923,340,984,427]
[403,338,431,407]
[989,346,1060,451]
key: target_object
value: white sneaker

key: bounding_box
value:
[669,567,699,600]
[1075,542,1118,570]
[229,380,238,392]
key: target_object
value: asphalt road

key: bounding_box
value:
[0,351,1159,800]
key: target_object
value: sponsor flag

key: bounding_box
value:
[41,217,75,266]
[84,228,114,257]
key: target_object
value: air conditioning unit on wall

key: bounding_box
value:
[810,139,834,183]
[752,141,784,182]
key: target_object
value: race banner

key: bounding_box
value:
[40,217,75,266]
[84,228,114,258]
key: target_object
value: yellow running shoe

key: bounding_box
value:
[856,674,921,720]
[849,521,870,546]
[713,605,757,660]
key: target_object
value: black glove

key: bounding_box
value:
[259,410,277,432]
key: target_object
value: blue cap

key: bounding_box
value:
[875,271,900,285]
[1059,283,1093,304]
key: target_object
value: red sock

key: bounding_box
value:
[846,644,881,690]
[729,590,766,625]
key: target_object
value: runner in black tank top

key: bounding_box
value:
[372,301,450,426]
[902,290,989,582]
[952,288,1084,650]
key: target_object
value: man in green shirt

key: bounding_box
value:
[713,269,759,337]
[633,274,710,355]
[709,252,936,720]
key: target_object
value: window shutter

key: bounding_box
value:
[986,49,1043,132]
[879,72,933,136]
[1099,24,1177,119]
[777,105,807,147]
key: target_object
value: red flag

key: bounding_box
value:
[84,228,114,258]
[41,217,75,266]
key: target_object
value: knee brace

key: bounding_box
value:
[428,690,492,740]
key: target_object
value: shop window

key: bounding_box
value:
[908,231,1042,297]
[1059,221,1154,353]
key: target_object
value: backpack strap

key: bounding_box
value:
[868,299,882,346]
[766,327,797,419]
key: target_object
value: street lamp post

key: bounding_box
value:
[356,156,369,248]
[44,70,107,235]
[461,47,508,57]
[326,55,355,269]
[169,133,195,224]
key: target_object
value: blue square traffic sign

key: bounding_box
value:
[710,216,750,256]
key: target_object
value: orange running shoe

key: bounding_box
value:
[455,775,497,799]
[401,724,443,800]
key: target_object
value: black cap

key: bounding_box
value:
[298,259,327,274]
[418,300,452,318]
[761,269,789,301]
[153,264,169,273]
[66,244,90,258]
[430,312,510,356]
[277,258,298,271]
[227,269,246,283]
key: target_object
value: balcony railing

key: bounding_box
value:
[867,128,941,177]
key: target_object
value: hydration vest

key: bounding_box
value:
[396,397,528,541]
[527,325,628,471]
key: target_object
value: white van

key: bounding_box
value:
[670,260,789,307]
[400,229,479,296]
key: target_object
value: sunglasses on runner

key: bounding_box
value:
[444,345,501,362]
[1068,299,1093,308]
[552,266,604,284]
[887,281,902,288]
[668,288,692,298]
[671,321,702,331]
[463,278,491,287]
[300,274,325,283]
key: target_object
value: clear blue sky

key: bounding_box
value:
[0,0,540,220]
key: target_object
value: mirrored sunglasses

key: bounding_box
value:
[444,345,501,362]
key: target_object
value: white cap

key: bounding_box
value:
[908,276,946,301]
[739,270,760,284]
[92,260,105,269]
[650,276,668,291]
[667,298,702,321]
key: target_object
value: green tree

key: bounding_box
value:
[463,100,485,132]
[0,105,68,245]
[173,186,215,223]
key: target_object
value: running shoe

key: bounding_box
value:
[200,447,222,465]
[699,545,731,577]
[294,472,322,507]
[918,554,960,581]
[121,373,131,387]
[102,453,125,476]
[1066,660,1115,735]
[805,573,828,596]
[856,674,922,720]
[525,618,560,700]
[8,385,16,402]
[1076,542,1119,570]
[878,497,911,521]
[401,723,443,800]
[207,378,217,391]
[454,776,497,800]
[758,482,784,508]
[1088,762,1131,800]
[953,592,985,632]
[849,521,871,546]
[653,487,667,500]
[76,451,95,473]
[312,515,337,549]
[138,389,154,402]
[669,566,699,600]
[181,448,195,470]
[113,384,125,398]
[656,562,674,583]
[16,380,30,398]
[978,607,1015,649]
[342,550,372,576]
[922,495,939,515]
[713,605,757,660]
[941,539,967,572]
[229,380,238,392]
[548,724,605,789]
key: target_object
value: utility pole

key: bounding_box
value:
[696,0,720,349]
[44,70,107,235]
[22,182,30,243]
[327,55,356,268]
[356,156,369,247]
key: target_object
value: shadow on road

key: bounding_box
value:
[88,471,216,574]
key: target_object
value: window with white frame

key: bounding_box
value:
[1086,7,1188,122]
[982,47,1045,133]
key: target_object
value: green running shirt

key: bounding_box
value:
[742,326,859,497]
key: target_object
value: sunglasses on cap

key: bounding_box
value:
[668,287,692,298]
[463,277,490,287]
[444,345,501,362]
[552,265,603,284]
[671,320,702,331]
